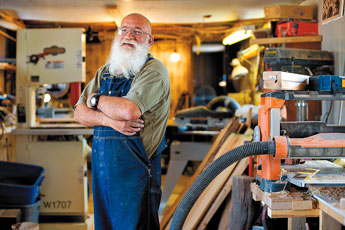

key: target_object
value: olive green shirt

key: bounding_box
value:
[75,54,170,158]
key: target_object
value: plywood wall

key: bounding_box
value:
[85,34,194,118]
[85,32,114,83]
[150,40,193,118]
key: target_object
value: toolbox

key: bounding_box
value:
[276,21,318,37]
[264,48,334,75]
[0,161,44,205]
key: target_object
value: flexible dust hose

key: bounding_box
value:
[169,141,275,230]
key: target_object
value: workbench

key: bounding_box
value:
[251,183,319,230]
[252,173,345,229]
[314,191,345,229]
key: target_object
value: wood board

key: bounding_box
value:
[182,133,252,229]
[267,207,319,218]
[251,183,315,211]
[196,157,250,230]
[262,71,310,83]
[250,35,322,45]
[160,117,241,229]
[263,80,307,90]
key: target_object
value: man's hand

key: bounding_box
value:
[111,118,145,136]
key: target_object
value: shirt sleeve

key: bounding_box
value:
[124,64,169,114]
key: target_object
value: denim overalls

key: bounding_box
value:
[91,61,166,230]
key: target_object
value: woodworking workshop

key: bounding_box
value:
[0,0,345,229]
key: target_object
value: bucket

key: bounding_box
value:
[11,222,39,230]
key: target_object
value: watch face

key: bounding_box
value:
[90,96,96,106]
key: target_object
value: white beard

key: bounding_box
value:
[107,37,151,78]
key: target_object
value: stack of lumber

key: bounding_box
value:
[251,183,319,218]
[160,117,253,229]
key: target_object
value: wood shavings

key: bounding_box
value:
[308,186,345,202]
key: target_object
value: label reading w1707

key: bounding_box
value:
[43,200,72,209]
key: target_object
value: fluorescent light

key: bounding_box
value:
[222,30,253,46]
[192,44,225,53]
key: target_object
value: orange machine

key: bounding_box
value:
[256,90,345,192]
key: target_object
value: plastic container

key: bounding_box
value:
[0,161,44,205]
[0,199,41,223]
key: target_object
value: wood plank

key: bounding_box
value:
[217,196,232,230]
[288,217,306,230]
[316,195,345,226]
[251,183,313,210]
[268,207,319,218]
[183,134,249,229]
[226,176,258,230]
[292,199,313,210]
[251,183,263,201]
[263,195,292,210]
[250,35,322,45]
[160,118,238,229]
[0,62,16,71]
[196,158,250,230]
[263,80,307,90]
[262,71,310,83]
[320,210,342,230]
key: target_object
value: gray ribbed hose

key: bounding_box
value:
[169,141,275,230]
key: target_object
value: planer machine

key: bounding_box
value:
[256,89,345,192]
[169,74,345,229]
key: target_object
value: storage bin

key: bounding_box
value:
[0,199,41,223]
[0,161,44,205]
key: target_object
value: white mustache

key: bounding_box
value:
[121,39,138,46]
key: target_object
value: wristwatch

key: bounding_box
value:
[90,94,101,110]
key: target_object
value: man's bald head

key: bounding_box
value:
[121,13,152,35]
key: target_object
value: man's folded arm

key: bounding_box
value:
[74,103,115,127]
[97,95,142,120]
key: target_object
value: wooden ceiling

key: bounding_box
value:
[23,18,270,43]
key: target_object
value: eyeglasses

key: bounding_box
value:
[117,27,151,38]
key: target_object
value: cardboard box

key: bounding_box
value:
[264,5,315,20]
[276,21,318,37]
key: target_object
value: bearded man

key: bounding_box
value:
[74,13,170,230]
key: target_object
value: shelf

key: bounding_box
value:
[250,35,322,45]
[0,62,16,71]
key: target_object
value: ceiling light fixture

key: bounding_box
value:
[222,29,253,46]
[170,51,181,62]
